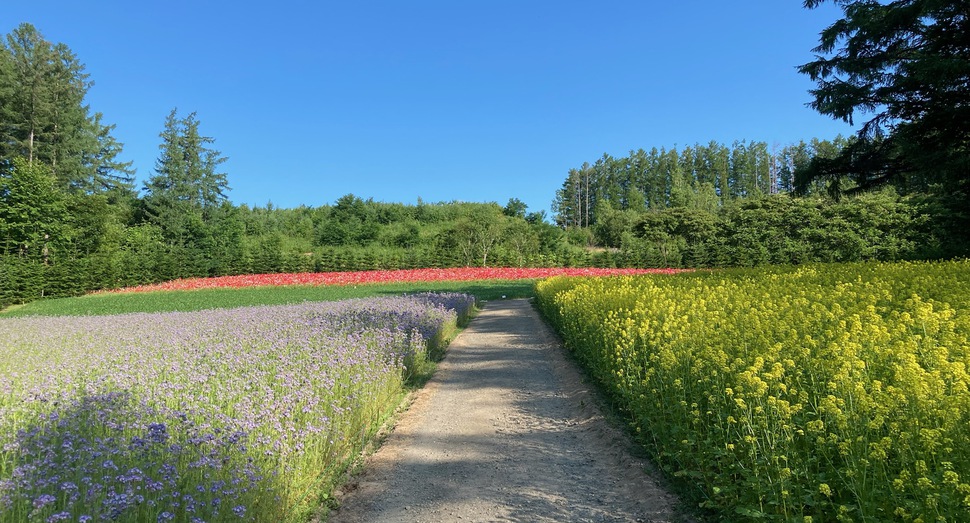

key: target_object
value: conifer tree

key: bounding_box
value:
[0,23,133,192]
[797,0,970,195]
[142,109,234,275]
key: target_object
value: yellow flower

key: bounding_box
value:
[533,260,970,522]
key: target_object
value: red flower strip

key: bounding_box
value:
[106,267,685,294]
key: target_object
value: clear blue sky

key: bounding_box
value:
[6,1,853,216]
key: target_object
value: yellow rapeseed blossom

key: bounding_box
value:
[535,260,970,522]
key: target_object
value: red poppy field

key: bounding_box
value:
[108,267,684,293]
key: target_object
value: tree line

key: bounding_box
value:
[552,0,970,267]
[3,0,969,308]
[0,23,597,307]
[551,138,847,228]
[550,138,966,270]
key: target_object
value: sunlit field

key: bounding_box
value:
[105,267,682,294]
[1,267,682,318]
[537,261,970,522]
[0,293,474,522]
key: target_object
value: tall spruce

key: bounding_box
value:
[0,23,133,192]
[142,109,232,274]
[797,0,970,195]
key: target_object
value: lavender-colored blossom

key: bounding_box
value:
[1,293,472,522]
[32,494,56,509]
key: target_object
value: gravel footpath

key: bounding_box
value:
[329,298,689,523]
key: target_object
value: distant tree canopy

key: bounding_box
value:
[1,20,968,309]
[551,133,967,266]
[797,0,970,197]
[551,139,847,228]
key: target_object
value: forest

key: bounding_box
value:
[2,3,968,308]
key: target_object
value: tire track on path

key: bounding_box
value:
[329,298,686,523]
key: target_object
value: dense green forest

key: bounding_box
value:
[2,0,968,308]
[549,138,967,268]
[545,0,970,270]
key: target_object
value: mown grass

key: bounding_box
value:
[0,279,536,317]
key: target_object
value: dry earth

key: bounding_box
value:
[329,298,692,523]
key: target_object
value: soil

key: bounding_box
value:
[328,298,692,523]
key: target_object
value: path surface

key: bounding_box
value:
[330,299,685,523]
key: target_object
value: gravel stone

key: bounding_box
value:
[330,299,691,523]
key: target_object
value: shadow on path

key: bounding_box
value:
[330,299,685,523]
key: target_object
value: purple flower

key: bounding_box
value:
[2,293,474,521]
[33,493,56,508]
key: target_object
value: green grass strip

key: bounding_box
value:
[0,279,536,317]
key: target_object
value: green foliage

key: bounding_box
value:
[617,190,931,268]
[554,139,848,228]
[139,109,241,277]
[439,203,507,267]
[500,218,541,267]
[142,109,229,243]
[0,158,67,257]
[0,23,133,192]
[798,1,970,199]
[633,207,720,267]
[503,197,528,218]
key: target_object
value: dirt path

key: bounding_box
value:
[329,299,687,523]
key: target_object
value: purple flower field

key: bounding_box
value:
[0,293,475,522]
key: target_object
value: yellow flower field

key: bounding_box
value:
[536,261,970,522]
